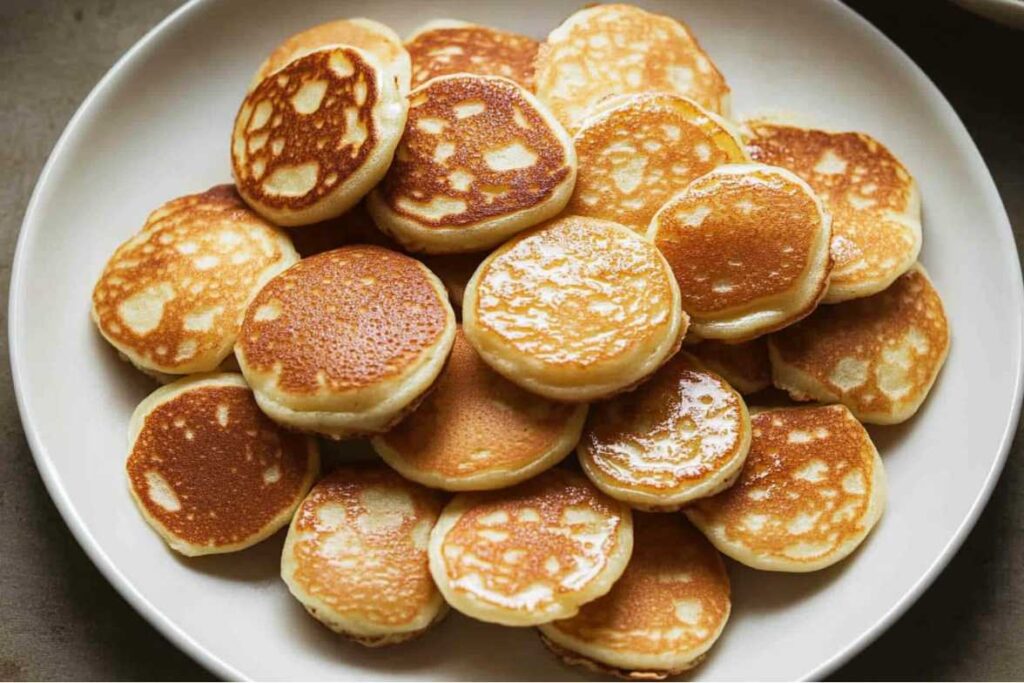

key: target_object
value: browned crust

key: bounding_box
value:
[406,24,539,90]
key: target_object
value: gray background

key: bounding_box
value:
[1,0,1021,680]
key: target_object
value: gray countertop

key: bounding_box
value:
[1,0,1021,680]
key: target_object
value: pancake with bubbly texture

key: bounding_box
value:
[568,93,747,233]
[232,46,408,226]
[235,246,456,439]
[578,352,750,511]
[405,19,539,90]
[368,74,576,253]
[252,18,411,94]
[127,373,319,556]
[539,514,730,679]
[535,4,730,133]
[92,185,298,379]
[286,201,398,257]
[744,119,921,303]
[686,405,886,572]
[689,338,772,395]
[282,465,446,646]
[650,164,833,341]
[768,264,949,424]
[420,252,486,310]
[372,329,587,491]
[463,215,687,401]
[429,468,633,626]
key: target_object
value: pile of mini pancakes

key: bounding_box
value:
[91,4,951,678]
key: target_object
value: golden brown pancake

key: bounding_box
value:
[372,329,587,490]
[744,119,922,303]
[650,164,833,341]
[568,93,748,232]
[685,405,886,572]
[420,251,486,309]
[768,264,950,424]
[405,19,539,90]
[368,74,576,253]
[428,468,634,626]
[286,201,398,257]
[539,514,730,679]
[232,46,407,226]
[463,215,687,401]
[689,338,772,395]
[578,352,751,511]
[235,245,456,439]
[126,373,319,556]
[281,464,446,646]
[535,4,730,132]
[92,185,298,378]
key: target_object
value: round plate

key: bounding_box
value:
[9,0,1021,679]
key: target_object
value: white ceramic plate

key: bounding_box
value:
[10,0,1022,680]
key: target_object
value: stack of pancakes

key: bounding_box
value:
[91,4,951,677]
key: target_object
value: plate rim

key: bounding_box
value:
[8,0,1022,680]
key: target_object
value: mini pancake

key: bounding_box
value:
[535,4,730,133]
[281,465,446,646]
[650,163,833,342]
[235,245,456,439]
[429,468,633,626]
[689,338,772,395]
[463,215,687,402]
[367,74,576,254]
[92,185,298,379]
[251,18,412,94]
[685,404,886,572]
[126,373,319,556]
[232,46,408,227]
[768,264,950,424]
[372,329,587,491]
[578,352,751,511]
[286,201,398,257]
[538,514,730,679]
[744,119,922,303]
[405,19,539,90]
[568,93,748,233]
[420,251,486,309]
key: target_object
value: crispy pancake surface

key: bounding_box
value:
[126,373,318,556]
[535,4,730,132]
[235,245,456,438]
[686,405,886,572]
[539,514,730,678]
[744,120,921,303]
[429,468,633,626]
[92,185,298,377]
[368,74,576,253]
[373,329,587,490]
[579,352,751,510]
[406,20,539,90]
[689,338,772,395]
[569,93,747,232]
[282,465,446,645]
[232,46,407,226]
[768,264,949,424]
[463,215,686,401]
[650,163,832,341]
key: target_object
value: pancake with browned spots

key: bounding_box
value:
[463,215,687,401]
[429,468,633,626]
[420,251,486,309]
[539,514,730,679]
[126,373,319,556]
[535,4,730,133]
[235,245,456,439]
[372,329,587,490]
[744,119,921,303]
[768,264,949,424]
[686,405,886,572]
[650,164,832,341]
[286,201,399,257]
[568,93,747,233]
[406,19,539,90]
[92,185,298,379]
[579,352,750,511]
[689,338,772,395]
[232,46,407,226]
[367,74,576,253]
